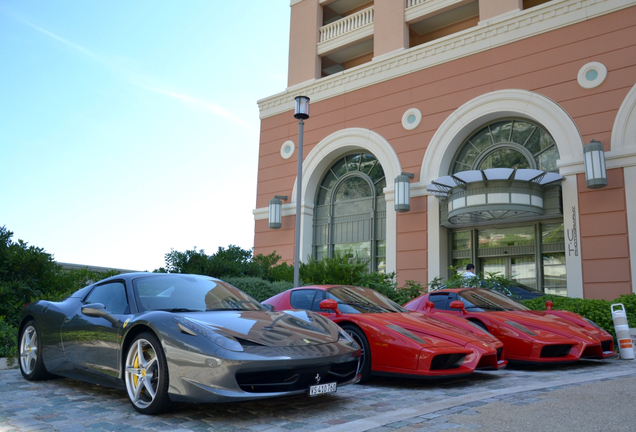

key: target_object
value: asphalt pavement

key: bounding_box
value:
[0,358,635,432]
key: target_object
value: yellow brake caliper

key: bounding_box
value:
[133,353,140,387]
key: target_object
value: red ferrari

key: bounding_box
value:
[403,288,616,364]
[263,285,506,382]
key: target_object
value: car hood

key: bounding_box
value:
[484,311,605,341]
[176,310,340,347]
[357,312,487,348]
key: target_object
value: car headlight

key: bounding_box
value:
[174,316,244,352]
[338,328,355,344]
[504,320,537,336]
[386,325,426,344]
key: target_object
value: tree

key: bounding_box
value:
[0,226,62,326]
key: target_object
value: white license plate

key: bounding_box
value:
[309,382,337,397]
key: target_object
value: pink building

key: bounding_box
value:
[254,0,636,300]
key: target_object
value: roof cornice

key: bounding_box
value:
[259,0,635,119]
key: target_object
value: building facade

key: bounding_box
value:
[253,0,636,300]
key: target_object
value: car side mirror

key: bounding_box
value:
[319,299,341,316]
[545,300,553,311]
[425,300,435,313]
[449,300,467,315]
[261,303,275,312]
[82,303,120,326]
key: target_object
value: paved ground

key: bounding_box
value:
[1,359,635,432]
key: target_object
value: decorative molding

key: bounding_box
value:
[611,83,636,153]
[577,61,608,89]
[402,108,422,130]
[254,128,403,272]
[259,0,636,119]
[420,89,584,185]
[281,140,296,159]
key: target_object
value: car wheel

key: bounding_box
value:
[341,324,372,383]
[19,320,50,380]
[124,332,171,414]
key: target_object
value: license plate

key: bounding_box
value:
[309,382,337,397]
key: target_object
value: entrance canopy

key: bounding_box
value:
[427,168,564,227]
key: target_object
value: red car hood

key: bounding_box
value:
[356,312,494,349]
[481,311,608,343]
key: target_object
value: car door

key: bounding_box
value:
[60,280,130,381]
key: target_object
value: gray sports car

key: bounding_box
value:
[18,273,361,414]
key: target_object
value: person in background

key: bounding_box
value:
[464,263,477,278]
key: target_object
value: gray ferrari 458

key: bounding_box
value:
[18,273,361,414]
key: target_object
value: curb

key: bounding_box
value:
[319,368,636,432]
[0,357,17,370]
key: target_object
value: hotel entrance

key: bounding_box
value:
[450,222,566,295]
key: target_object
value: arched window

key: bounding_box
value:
[313,153,386,272]
[451,119,559,174]
[447,119,565,295]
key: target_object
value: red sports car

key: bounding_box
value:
[403,288,615,364]
[263,285,506,382]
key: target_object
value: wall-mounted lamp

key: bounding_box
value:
[395,172,414,212]
[583,139,607,189]
[268,195,287,229]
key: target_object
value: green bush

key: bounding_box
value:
[222,276,293,303]
[0,316,17,359]
[299,252,368,285]
[522,294,636,342]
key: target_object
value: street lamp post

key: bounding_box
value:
[293,96,310,288]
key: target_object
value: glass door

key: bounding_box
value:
[481,255,537,288]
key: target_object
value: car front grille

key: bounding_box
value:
[430,353,466,370]
[236,359,358,393]
[540,344,572,358]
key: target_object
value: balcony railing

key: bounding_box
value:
[319,6,374,43]
[406,0,426,7]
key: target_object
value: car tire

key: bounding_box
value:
[18,320,51,381]
[341,324,372,383]
[124,332,172,415]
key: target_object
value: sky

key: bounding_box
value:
[0,1,291,271]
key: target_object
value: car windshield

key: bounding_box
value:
[134,275,266,312]
[326,286,407,314]
[458,288,530,312]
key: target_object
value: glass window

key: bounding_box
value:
[452,119,560,174]
[479,148,531,170]
[85,282,129,315]
[313,153,386,272]
[453,231,472,250]
[290,290,320,310]
[479,226,535,248]
[134,275,264,312]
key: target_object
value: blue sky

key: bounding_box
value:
[0,1,290,271]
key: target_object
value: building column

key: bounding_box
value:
[374,0,409,59]
[288,0,322,86]
[624,165,636,294]
[479,0,522,22]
